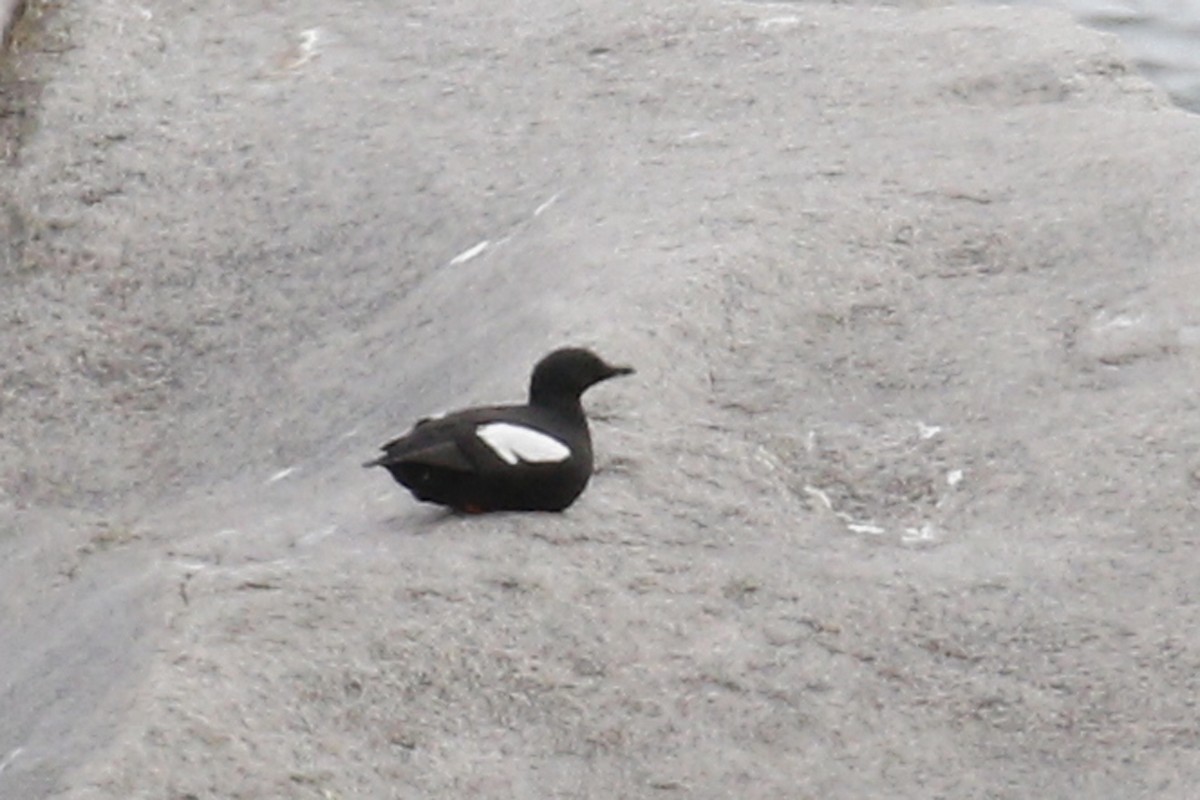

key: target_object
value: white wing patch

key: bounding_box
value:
[476,422,570,465]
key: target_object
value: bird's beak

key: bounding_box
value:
[605,364,635,379]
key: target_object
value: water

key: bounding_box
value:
[984,0,1200,111]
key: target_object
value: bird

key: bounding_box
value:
[364,347,634,512]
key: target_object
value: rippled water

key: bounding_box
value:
[985,0,1200,111]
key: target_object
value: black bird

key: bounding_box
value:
[365,347,634,512]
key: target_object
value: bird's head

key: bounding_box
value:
[529,347,634,408]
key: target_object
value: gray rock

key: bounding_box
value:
[2,1,1199,798]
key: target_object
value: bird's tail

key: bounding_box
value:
[362,457,385,468]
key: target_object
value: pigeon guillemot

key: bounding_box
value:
[364,347,634,512]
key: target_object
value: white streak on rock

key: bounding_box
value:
[918,422,942,440]
[299,525,338,546]
[450,240,489,265]
[267,467,296,484]
[758,16,802,31]
[903,524,939,544]
[0,748,24,775]
[534,192,562,217]
[803,485,833,510]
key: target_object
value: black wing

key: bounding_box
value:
[364,405,521,472]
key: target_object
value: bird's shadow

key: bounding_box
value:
[384,506,529,534]
[379,507,453,534]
